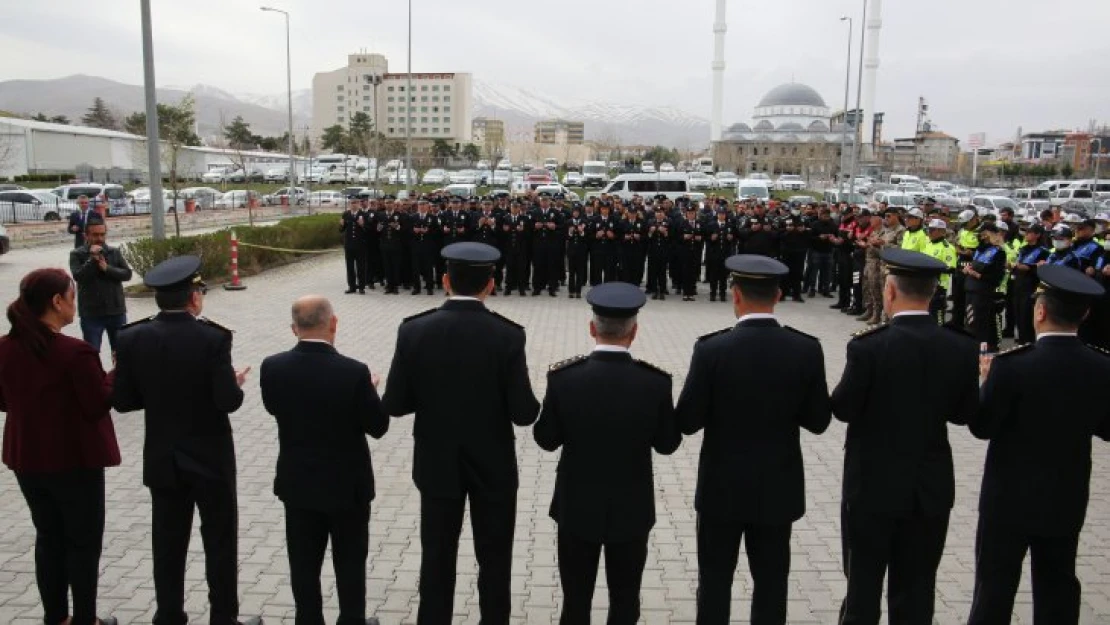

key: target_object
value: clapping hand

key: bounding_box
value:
[978,343,993,383]
[235,366,252,387]
[371,373,381,389]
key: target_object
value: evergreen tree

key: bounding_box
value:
[81,97,119,130]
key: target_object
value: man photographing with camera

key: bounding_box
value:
[68,213,132,353]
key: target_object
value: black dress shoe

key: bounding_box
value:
[532,290,542,296]
[549,290,557,297]
[345,288,356,294]
[98,618,119,625]
[358,288,365,294]
[651,292,659,300]
[793,296,805,303]
[830,302,846,309]
[367,284,376,290]
[807,290,816,298]
[236,617,264,625]
[710,293,717,302]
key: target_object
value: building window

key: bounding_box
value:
[445,106,451,112]
[443,128,450,134]
[421,96,428,102]
[421,106,428,112]
[363,84,370,91]
[388,127,394,133]
[763,147,769,155]
[421,117,428,123]
[433,117,439,122]
[421,127,428,134]
[444,117,451,124]
[363,95,370,101]
[388,117,394,123]
[388,96,394,102]
[432,96,439,102]
[433,85,440,91]
[363,106,370,112]
[432,128,439,134]
[444,96,451,102]
[337,95,344,101]
[337,106,345,112]
[444,85,451,91]
[336,85,343,91]
[421,85,428,91]
[399,86,405,92]
[387,86,394,92]
[433,106,439,112]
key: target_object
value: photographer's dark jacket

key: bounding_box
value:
[69,245,132,317]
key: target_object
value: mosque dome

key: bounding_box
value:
[757,83,828,108]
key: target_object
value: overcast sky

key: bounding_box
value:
[2,0,1108,146]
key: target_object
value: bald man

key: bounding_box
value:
[260,296,389,625]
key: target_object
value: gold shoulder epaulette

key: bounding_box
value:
[488,309,524,330]
[1085,343,1110,357]
[548,354,588,374]
[402,308,438,324]
[197,316,233,334]
[784,325,819,341]
[633,358,672,377]
[994,343,1033,358]
[697,327,731,342]
[119,315,154,331]
[851,322,889,340]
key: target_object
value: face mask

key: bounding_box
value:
[831,212,840,219]
[1103,240,1110,252]
[1052,240,1069,250]
[791,209,801,216]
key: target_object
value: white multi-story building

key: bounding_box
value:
[312,52,473,163]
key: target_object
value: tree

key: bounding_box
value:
[431,139,456,161]
[348,112,373,156]
[31,113,49,122]
[1061,162,1074,179]
[222,115,255,150]
[50,115,71,125]
[125,96,201,235]
[461,143,481,164]
[81,97,119,130]
[300,134,311,157]
[321,124,348,152]
[123,112,146,135]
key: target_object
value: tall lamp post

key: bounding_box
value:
[1092,138,1103,184]
[260,6,296,190]
[364,73,383,194]
[405,0,413,194]
[848,0,868,200]
[139,0,165,240]
[838,16,852,190]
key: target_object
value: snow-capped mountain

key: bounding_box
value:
[233,89,314,121]
[472,79,709,147]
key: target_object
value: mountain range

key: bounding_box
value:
[0,74,710,147]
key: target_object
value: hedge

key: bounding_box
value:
[14,173,76,183]
[123,214,341,285]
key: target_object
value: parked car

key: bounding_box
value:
[787,195,818,206]
[307,190,345,206]
[534,184,580,201]
[443,183,479,199]
[774,174,806,191]
[491,170,511,186]
[201,168,230,183]
[214,190,261,209]
[971,195,1020,213]
[264,187,308,206]
[342,186,369,200]
[476,160,491,170]
[871,191,915,210]
[51,183,129,215]
[264,168,289,183]
[355,168,379,184]
[563,171,583,186]
[388,169,418,185]
[1050,186,1097,208]
[822,189,868,205]
[449,170,479,185]
[0,190,78,222]
[659,163,676,173]
[748,172,773,183]
[715,171,740,189]
[0,184,27,192]
[179,187,223,209]
[422,169,449,185]
[640,161,656,173]
[687,172,718,191]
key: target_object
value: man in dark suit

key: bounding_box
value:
[340,202,369,294]
[534,282,681,624]
[830,248,980,625]
[968,264,1110,625]
[67,195,94,248]
[382,242,541,625]
[260,296,389,625]
[676,255,832,625]
[111,256,261,625]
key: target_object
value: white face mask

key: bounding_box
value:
[1052,240,1069,251]
[1103,240,1110,252]
[831,212,840,219]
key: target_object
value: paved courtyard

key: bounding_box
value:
[1,238,1109,624]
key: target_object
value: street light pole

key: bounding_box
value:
[839,16,852,191]
[848,0,868,200]
[1092,138,1103,184]
[140,0,165,240]
[405,0,413,194]
[260,6,295,192]
[364,74,382,194]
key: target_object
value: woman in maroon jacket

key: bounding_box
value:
[0,268,120,625]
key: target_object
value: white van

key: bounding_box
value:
[581,161,610,187]
[600,173,690,201]
[736,179,771,201]
[1064,179,1110,193]
[889,174,922,186]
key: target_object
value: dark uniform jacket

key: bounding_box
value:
[340,209,368,247]
[676,317,831,524]
[112,312,245,488]
[260,341,389,512]
[534,350,680,542]
[971,336,1110,536]
[382,299,540,500]
[831,314,979,517]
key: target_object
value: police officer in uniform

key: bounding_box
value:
[501,200,530,296]
[677,205,704,301]
[703,208,735,302]
[677,255,831,625]
[535,282,681,625]
[382,243,541,625]
[830,249,979,625]
[969,264,1110,625]
[963,223,1007,352]
[565,203,590,298]
[923,218,957,324]
[646,205,671,300]
[1010,223,1050,344]
[341,202,369,294]
[619,209,648,287]
[532,197,563,296]
[589,203,619,285]
[409,199,439,296]
[377,201,406,294]
[111,256,261,625]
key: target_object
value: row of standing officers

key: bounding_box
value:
[37,243,1110,625]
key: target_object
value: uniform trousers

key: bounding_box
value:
[590,246,617,285]
[504,246,529,294]
[619,246,646,287]
[835,249,854,307]
[862,261,883,316]
[929,287,948,325]
[16,468,105,625]
[567,245,588,294]
[533,241,561,293]
[149,469,239,625]
[417,493,516,625]
[366,240,383,286]
[1013,284,1037,344]
[410,242,435,293]
[284,502,370,625]
[646,248,669,295]
[557,530,648,625]
[967,517,1081,625]
[951,261,970,326]
[681,247,701,296]
[695,517,791,625]
[380,244,403,290]
[966,290,999,352]
[850,254,866,311]
[705,252,728,298]
[838,503,950,625]
[344,245,367,290]
[782,251,807,297]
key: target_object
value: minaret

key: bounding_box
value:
[860,0,883,149]
[711,0,727,143]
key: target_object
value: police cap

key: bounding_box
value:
[1037,263,1105,302]
[441,242,500,266]
[586,282,646,319]
[880,248,947,277]
[725,254,788,282]
[144,255,205,292]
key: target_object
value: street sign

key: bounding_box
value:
[969,133,986,149]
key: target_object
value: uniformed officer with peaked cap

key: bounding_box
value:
[831,248,979,625]
[676,255,832,625]
[535,282,680,625]
[112,256,261,625]
[382,242,540,625]
[969,264,1110,625]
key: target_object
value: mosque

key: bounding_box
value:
[710,82,856,178]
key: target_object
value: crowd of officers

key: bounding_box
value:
[341,190,1110,353]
